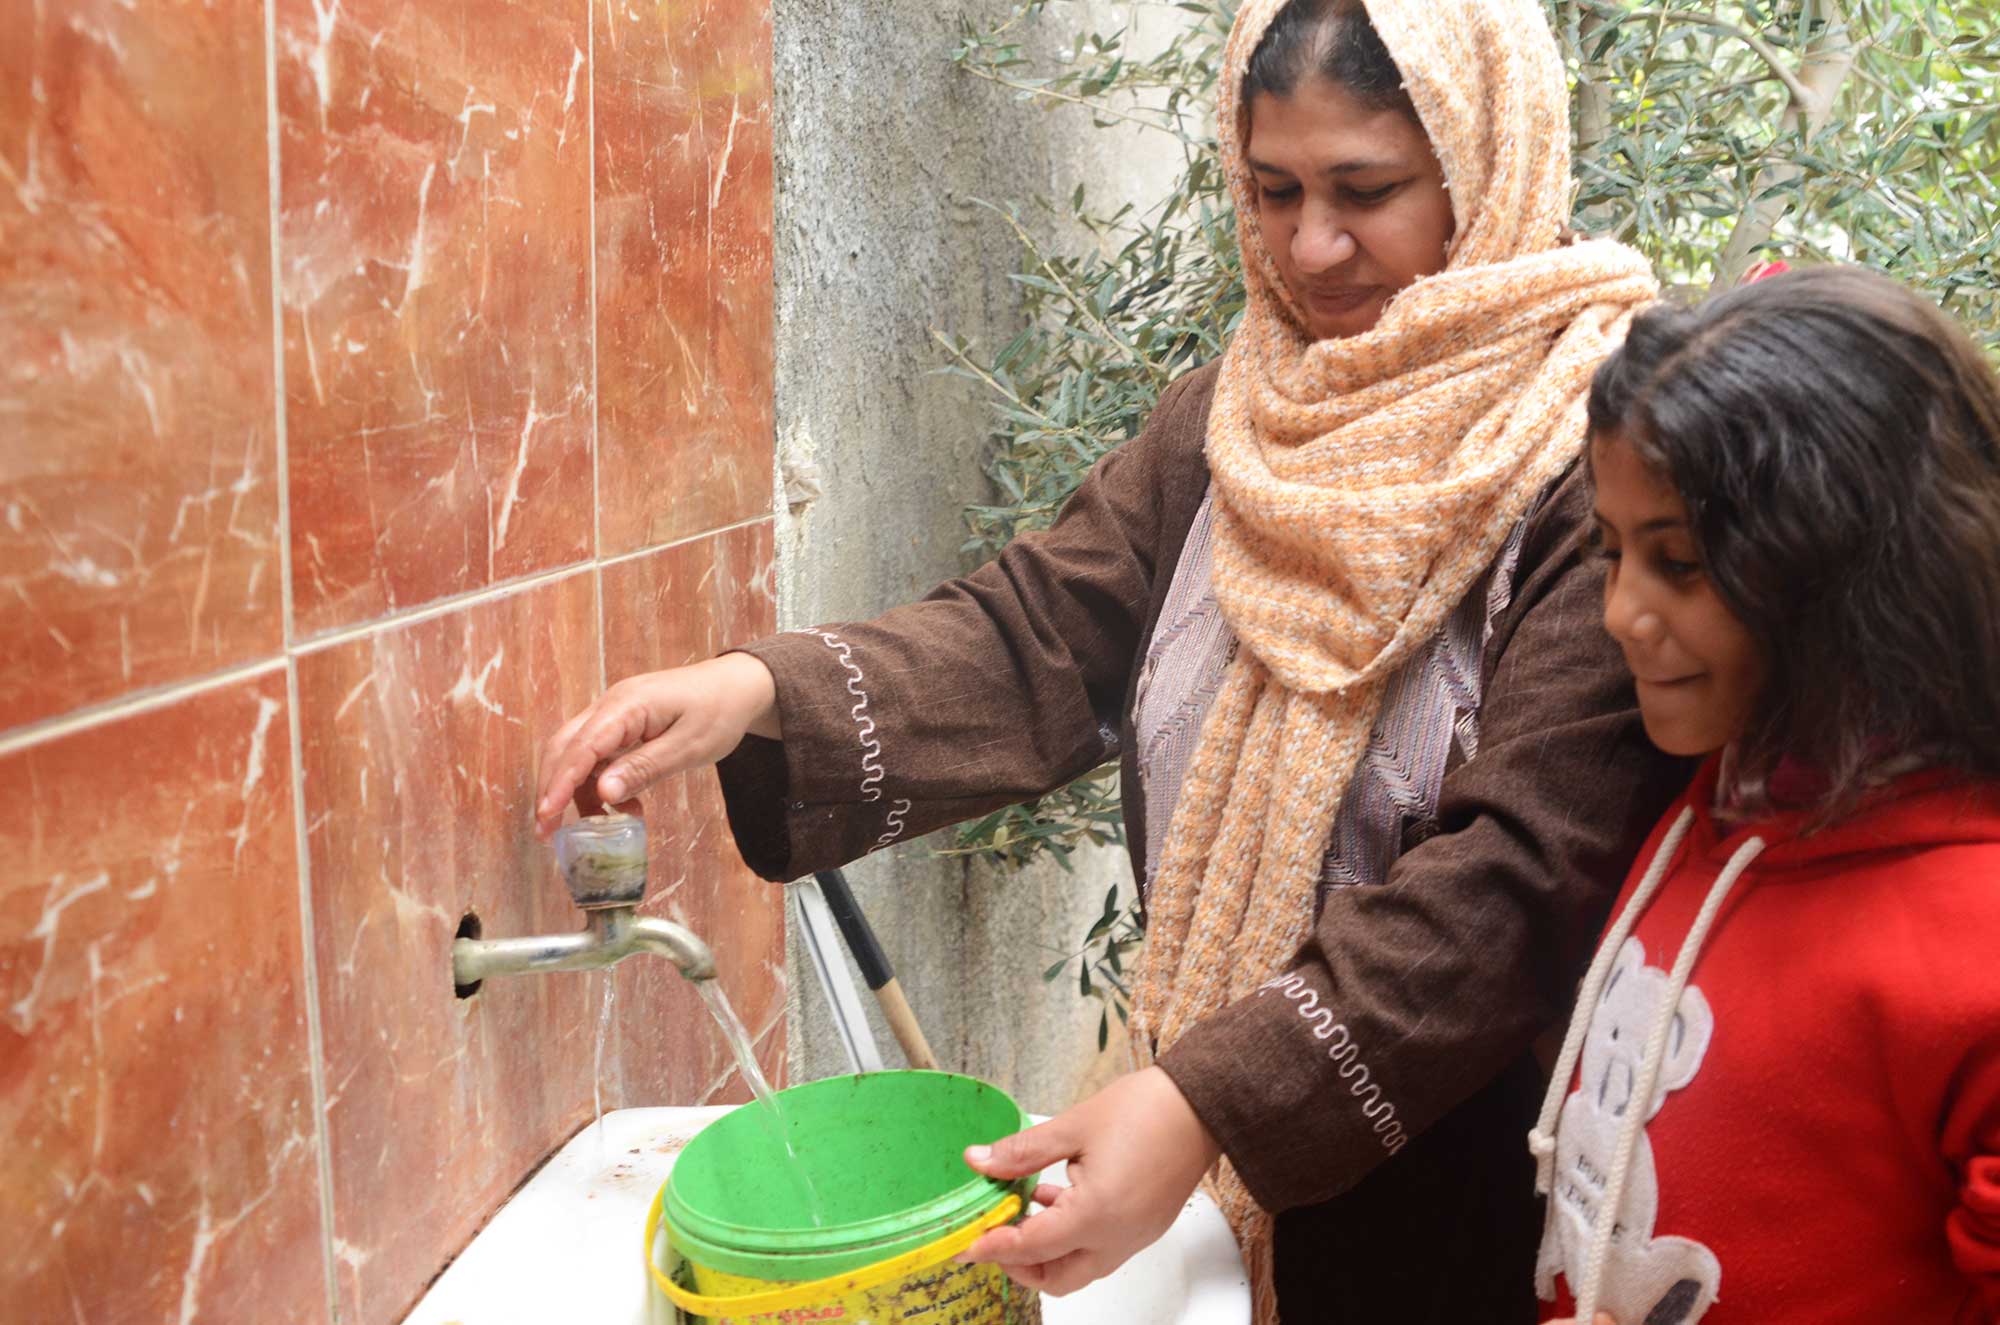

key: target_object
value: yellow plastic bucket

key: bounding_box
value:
[644,1071,1041,1324]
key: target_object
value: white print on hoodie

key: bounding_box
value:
[1538,937,1724,1324]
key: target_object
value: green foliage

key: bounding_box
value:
[1564,1,2000,323]
[1037,882,1145,1052]
[940,0,2000,993]
[932,765,1125,870]
[934,2,1244,880]
[939,3,1244,561]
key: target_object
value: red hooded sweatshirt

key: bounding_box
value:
[1532,756,2000,1324]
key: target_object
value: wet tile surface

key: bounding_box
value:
[0,0,283,729]
[275,0,594,635]
[0,671,326,1324]
[295,570,603,1325]
[599,521,785,1104]
[595,0,775,553]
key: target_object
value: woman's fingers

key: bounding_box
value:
[998,1248,1102,1298]
[961,1190,1088,1269]
[597,725,710,804]
[533,657,779,836]
[957,1068,1220,1299]
[964,1121,1075,1182]
[536,709,594,814]
[534,688,665,834]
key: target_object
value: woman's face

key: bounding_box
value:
[1590,432,1766,757]
[1245,75,1455,341]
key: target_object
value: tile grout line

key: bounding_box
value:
[0,557,586,752]
[260,1,341,1319]
[0,510,775,758]
[283,655,342,1325]
[761,7,803,1091]
[598,514,775,570]
[587,0,602,575]
[584,0,608,696]
[290,559,597,657]
[0,516,780,758]
[0,657,288,759]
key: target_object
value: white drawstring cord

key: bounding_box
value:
[1528,809,1696,1197]
[1570,833,1766,1324]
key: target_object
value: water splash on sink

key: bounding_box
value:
[698,980,827,1226]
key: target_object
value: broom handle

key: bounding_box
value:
[814,869,941,1072]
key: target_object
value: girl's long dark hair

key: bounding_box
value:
[1589,265,2000,821]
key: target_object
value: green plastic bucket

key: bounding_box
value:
[644,1070,1042,1323]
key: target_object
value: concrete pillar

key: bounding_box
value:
[771,1,1189,1112]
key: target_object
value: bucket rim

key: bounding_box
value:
[664,1170,1010,1251]
[661,1069,1030,1257]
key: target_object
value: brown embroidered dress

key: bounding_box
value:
[716,360,1690,1320]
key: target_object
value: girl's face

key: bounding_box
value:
[1591,432,1766,757]
[1246,76,1455,341]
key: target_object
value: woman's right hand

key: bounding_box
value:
[533,652,780,836]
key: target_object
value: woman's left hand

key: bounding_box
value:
[958,1066,1222,1296]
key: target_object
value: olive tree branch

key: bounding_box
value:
[1710,0,1858,289]
[927,329,1088,439]
[1573,4,1616,156]
[953,63,1188,136]
[975,198,1170,386]
[1619,6,1824,110]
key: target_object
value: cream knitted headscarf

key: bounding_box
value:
[1128,0,1657,1317]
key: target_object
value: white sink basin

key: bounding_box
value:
[405,1106,1249,1324]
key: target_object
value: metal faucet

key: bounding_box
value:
[452,814,715,990]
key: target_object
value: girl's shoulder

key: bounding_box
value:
[1807,771,2000,873]
[1755,773,2000,989]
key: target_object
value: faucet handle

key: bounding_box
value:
[554,812,649,909]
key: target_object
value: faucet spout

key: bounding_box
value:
[625,914,717,981]
[452,906,715,990]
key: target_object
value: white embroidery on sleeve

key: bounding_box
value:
[1258,973,1408,1154]
[797,629,911,851]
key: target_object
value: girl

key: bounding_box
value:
[1535,265,2000,1323]
[540,1,1685,1318]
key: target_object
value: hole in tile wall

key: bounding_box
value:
[453,911,483,999]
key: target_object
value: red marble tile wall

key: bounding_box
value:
[2,0,781,1321]
[274,0,598,637]
[596,0,775,553]
[0,673,326,1324]
[297,573,604,1321]
[0,0,283,731]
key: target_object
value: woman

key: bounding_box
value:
[536,0,1686,1318]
